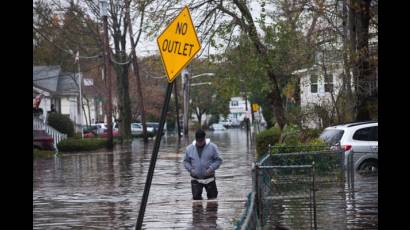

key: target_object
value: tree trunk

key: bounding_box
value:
[352,0,372,121]
[342,0,354,121]
[113,61,132,140]
[126,0,148,142]
[110,2,132,141]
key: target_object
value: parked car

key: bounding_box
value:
[83,125,98,136]
[209,123,227,131]
[131,123,154,136]
[219,119,233,128]
[319,121,378,172]
[94,123,108,134]
[146,122,166,135]
[231,120,241,128]
[99,129,120,138]
[33,130,54,151]
[84,132,97,138]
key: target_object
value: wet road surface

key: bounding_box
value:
[33,129,378,229]
[33,129,254,229]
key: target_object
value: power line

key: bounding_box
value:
[33,26,102,60]
[110,57,131,65]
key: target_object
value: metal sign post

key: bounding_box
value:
[135,83,173,229]
[135,6,201,229]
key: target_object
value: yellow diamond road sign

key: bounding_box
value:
[157,6,201,83]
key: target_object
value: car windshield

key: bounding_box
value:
[319,129,344,145]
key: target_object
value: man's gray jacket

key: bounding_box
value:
[183,139,223,179]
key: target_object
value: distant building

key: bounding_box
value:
[227,97,252,126]
[225,96,265,127]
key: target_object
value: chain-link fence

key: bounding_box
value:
[234,192,261,230]
[234,145,345,229]
[254,146,345,230]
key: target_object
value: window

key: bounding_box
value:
[325,74,333,92]
[310,74,318,93]
[369,126,378,141]
[319,129,344,145]
[353,127,377,141]
[231,101,238,106]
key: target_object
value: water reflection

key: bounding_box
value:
[189,201,220,229]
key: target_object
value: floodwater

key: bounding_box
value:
[33,129,255,229]
[33,129,378,229]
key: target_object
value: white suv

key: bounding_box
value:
[319,121,378,172]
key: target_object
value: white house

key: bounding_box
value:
[33,66,103,130]
[227,96,252,126]
[293,63,345,129]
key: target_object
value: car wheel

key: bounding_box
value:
[358,160,378,173]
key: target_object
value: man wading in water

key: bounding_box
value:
[183,129,223,200]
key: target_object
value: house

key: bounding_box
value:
[293,51,377,129]
[293,63,345,129]
[33,65,104,131]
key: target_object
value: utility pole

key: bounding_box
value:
[174,81,182,138]
[100,0,113,149]
[182,68,190,136]
[76,50,84,139]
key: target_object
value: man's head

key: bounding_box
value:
[195,129,206,147]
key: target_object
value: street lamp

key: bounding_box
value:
[191,73,215,79]
[182,70,215,136]
[190,82,212,87]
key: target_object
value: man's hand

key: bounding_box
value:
[206,168,213,176]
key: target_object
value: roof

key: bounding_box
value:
[33,66,61,93]
[33,66,79,97]
[57,72,79,96]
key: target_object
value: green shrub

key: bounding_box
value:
[72,133,83,139]
[33,149,55,159]
[281,124,301,145]
[300,128,321,143]
[57,138,107,152]
[271,139,328,154]
[256,126,281,158]
[47,113,75,137]
[308,138,326,145]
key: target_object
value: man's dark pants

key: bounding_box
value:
[191,179,218,200]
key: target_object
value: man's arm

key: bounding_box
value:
[183,147,193,172]
[208,144,223,173]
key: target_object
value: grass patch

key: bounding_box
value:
[33,149,55,159]
[57,138,108,152]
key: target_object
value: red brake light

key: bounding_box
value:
[343,145,352,151]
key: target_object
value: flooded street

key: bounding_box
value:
[33,129,254,229]
[33,129,378,229]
